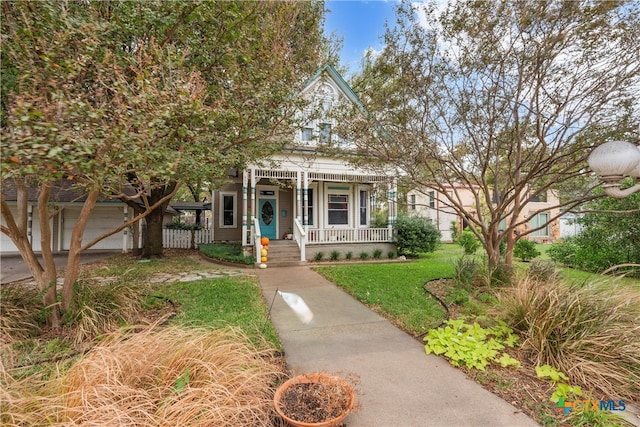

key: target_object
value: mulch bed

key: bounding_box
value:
[279,382,351,424]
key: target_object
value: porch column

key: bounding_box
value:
[388,179,397,237]
[210,188,215,243]
[301,171,308,261]
[296,170,302,222]
[250,168,257,234]
[242,171,248,246]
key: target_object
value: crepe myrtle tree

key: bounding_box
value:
[0,1,325,327]
[337,0,640,275]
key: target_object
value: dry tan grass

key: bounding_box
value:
[499,274,640,399]
[0,284,41,344]
[1,325,286,426]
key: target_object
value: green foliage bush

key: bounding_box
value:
[199,243,254,265]
[456,230,480,255]
[314,252,324,261]
[548,191,640,276]
[330,250,340,261]
[513,239,541,262]
[345,251,353,260]
[372,248,383,259]
[393,215,441,256]
[547,239,578,267]
[359,252,370,260]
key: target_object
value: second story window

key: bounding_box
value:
[319,123,332,144]
[531,190,548,203]
[428,191,435,208]
[301,127,313,142]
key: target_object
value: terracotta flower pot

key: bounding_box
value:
[273,372,355,427]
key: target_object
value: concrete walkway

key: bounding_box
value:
[257,266,538,427]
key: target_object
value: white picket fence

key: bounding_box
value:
[163,229,213,249]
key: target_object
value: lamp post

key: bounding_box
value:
[587,140,640,198]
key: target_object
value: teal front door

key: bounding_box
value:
[258,197,277,239]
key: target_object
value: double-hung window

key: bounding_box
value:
[219,192,237,228]
[328,193,349,225]
[359,190,368,226]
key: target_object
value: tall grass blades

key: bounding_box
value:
[1,325,286,426]
[499,276,640,399]
[0,284,42,344]
[65,280,149,345]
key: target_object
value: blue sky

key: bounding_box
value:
[324,1,399,75]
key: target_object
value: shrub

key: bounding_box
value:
[456,230,480,255]
[329,250,340,261]
[547,239,578,267]
[450,221,460,242]
[345,251,353,260]
[478,260,513,287]
[372,248,383,259]
[314,252,324,262]
[499,276,640,399]
[359,252,370,260]
[393,215,441,256]
[513,239,541,262]
[387,251,396,259]
[199,243,254,265]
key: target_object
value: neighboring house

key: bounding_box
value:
[407,185,561,244]
[211,64,398,261]
[559,211,584,238]
[1,181,133,253]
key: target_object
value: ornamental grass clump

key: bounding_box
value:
[1,325,286,426]
[499,275,640,399]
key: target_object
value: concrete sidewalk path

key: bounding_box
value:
[257,266,538,427]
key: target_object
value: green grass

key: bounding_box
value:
[199,243,254,265]
[152,276,280,349]
[314,251,455,336]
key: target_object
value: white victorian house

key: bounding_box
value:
[210,64,398,262]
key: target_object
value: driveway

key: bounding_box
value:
[0,251,121,284]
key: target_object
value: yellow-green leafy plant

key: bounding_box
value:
[424,318,520,370]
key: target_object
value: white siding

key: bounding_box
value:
[62,205,124,250]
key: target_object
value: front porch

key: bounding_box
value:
[241,167,397,263]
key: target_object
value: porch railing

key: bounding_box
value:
[253,217,261,264]
[307,228,391,244]
[293,218,306,261]
[163,229,212,249]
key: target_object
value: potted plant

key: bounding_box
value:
[284,228,293,240]
[273,372,355,427]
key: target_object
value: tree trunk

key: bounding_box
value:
[61,190,99,312]
[141,181,177,258]
[37,184,62,327]
[144,207,165,258]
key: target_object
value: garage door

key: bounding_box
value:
[1,206,44,253]
[62,205,124,250]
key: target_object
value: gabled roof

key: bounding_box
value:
[302,63,366,110]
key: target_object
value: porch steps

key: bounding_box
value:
[260,240,306,268]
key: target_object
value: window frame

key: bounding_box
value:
[529,212,549,237]
[219,191,237,228]
[326,185,351,227]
